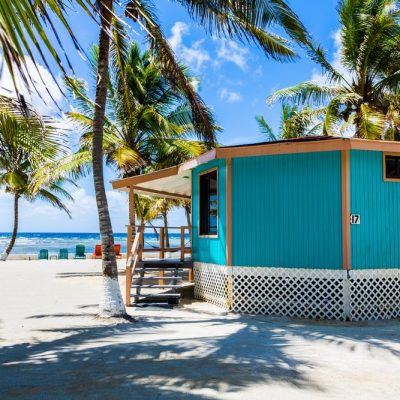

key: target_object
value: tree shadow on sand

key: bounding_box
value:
[0,311,324,400]
[1,309,400,400]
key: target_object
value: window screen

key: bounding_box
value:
[385,155,400,180]
[199,170,218,235]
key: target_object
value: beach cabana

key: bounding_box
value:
[112,137,400,321]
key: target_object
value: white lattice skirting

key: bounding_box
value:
[193,263,400,321]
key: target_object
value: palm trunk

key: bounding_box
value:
[163,212,169,248]
[1,193,19,261]
[184,204,191,227]
[94,0,126,318]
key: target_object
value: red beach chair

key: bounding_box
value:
[91,244,102,259]
[114,244,122,259]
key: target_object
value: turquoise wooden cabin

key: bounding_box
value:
[113,137,400,321]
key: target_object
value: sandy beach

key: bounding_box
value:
[1,259,400,400]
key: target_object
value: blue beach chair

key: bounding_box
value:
[74,245,86,259]
[38,249,48,260]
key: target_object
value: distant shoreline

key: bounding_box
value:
[0,231,189,256]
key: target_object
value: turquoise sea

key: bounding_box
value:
[0,232,189,255]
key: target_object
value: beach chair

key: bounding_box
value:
[38,249,48,260]
[114,244,122,259]
[58,248,69,260]
[74,244,86,259]
[91,244,102,259]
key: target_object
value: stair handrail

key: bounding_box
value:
[125,226,143,306]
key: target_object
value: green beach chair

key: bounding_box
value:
[38,249,48,260]
[74,244,86,259]
[58,248,69,260]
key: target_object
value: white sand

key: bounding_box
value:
[1,260,400,400]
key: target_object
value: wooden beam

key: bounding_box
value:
[226,158,232,266]
[341,150,351,270]
[178,149,217,172]
[111,166,179,190]
[350,138,400,152]
[217,138,349,159]
[132,186,190,200]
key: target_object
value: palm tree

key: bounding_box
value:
[66,39,214,179]
[268,0,400,139]
[0,96,73,260]
[256,104,324,141]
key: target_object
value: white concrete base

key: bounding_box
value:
[193,263,400,321]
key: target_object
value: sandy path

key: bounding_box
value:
[1,260,400,400]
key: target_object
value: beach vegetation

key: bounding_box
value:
[0,96,74,260]
[256,104,324,141]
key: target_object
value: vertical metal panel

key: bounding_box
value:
[350,150,400,269]
[192,159,227,265]
[232,151,342,269]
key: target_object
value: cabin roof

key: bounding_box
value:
[111,137,400,198]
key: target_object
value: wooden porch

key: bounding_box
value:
[125,225,193,306]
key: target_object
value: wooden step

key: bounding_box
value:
[138,267,183,272]
[131,284,182,289]
[131,293,181,298]
[134,276,182,280]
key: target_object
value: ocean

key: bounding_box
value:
[0,232,189,255]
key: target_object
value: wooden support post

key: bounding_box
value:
[127,187,135,258]
[125,266,132,306]
[139,226,144,261]
[126,224,133,261]
[159,227,165,259]
[180,226,185,262]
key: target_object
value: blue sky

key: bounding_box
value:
[0,0,340,233]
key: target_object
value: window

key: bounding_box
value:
[199,170,218,236]
[384,154,400,180]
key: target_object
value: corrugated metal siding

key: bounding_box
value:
[192,159,226,265]
[232,151,342,269]
[350,150,400,269]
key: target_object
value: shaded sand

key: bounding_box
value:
[1,260,400,399]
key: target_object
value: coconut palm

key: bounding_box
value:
[256,104,324,141]
[268,0,400,139]
[0,96,73,260]
[66,39,214,179]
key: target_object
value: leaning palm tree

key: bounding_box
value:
[268,0,400,139]
[256,104,324,141]
[0,96,73,260]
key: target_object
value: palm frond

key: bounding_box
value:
[255,115,278,141]
[268,82,342,106]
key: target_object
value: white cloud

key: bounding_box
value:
[168,22,210,71]
[220,88,242,103]
[0,56,65,116]
[216,39,249,70]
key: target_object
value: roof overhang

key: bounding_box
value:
[111,138,400,197]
